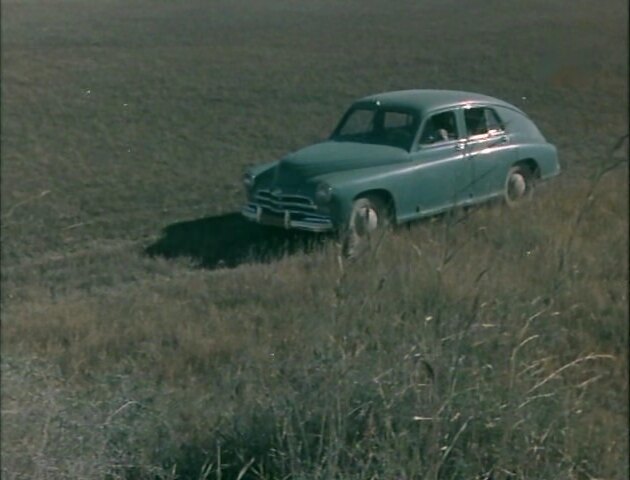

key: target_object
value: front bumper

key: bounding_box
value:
[242,204,334,232]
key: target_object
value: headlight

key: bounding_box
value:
[315,182,333,204]
[242,172,255,189]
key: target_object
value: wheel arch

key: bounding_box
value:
[352,188,397,222]
[513,158,541,178]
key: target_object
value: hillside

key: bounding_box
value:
[1,1,628,478]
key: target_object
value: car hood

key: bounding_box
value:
[275,141,408,184]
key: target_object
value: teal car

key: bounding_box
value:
[241,89,559,243]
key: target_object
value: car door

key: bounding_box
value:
[405,108,471,215]
[462,106,516,201]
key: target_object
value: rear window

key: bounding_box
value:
[464,107,504,137]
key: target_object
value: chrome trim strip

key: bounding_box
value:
[243,205,258,221]
[241,204,334,232]
[254,203,316,214]
[254,190,317,211]
[257,189,313,200]
[289,220,333,232]
[255,199,317,211]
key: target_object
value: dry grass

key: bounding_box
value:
[2,0,628,479]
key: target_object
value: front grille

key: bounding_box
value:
[254,190,316,213]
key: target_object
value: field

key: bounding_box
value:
[1,0,628,478]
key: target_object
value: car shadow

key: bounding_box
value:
[145,212,333,269]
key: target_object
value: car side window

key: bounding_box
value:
[419,110,458,145]
[464,107,504,137]
[485,108,503,134]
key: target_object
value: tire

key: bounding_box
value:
[342,195,391,258]
[504,165,534,206]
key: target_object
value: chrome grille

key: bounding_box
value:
[254,190,316,213]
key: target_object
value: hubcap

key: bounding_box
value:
[508,172,527,200]
[354,207,378,236]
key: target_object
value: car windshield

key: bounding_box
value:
[331,107,420,151]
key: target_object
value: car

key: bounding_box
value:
[241,89,560,253]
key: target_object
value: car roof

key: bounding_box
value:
[355,89,522,115]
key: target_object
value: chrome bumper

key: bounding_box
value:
[242,204,334,232]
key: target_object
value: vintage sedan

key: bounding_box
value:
[241,89,559,251]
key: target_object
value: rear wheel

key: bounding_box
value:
[504,165,534,206]
[342,195,391,258]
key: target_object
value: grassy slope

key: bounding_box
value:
[1,0,628,478]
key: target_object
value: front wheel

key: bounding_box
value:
[342,195,391,258]
[504,165,534,206]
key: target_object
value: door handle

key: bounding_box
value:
[455,142,465,151]
[499,135,509,144]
